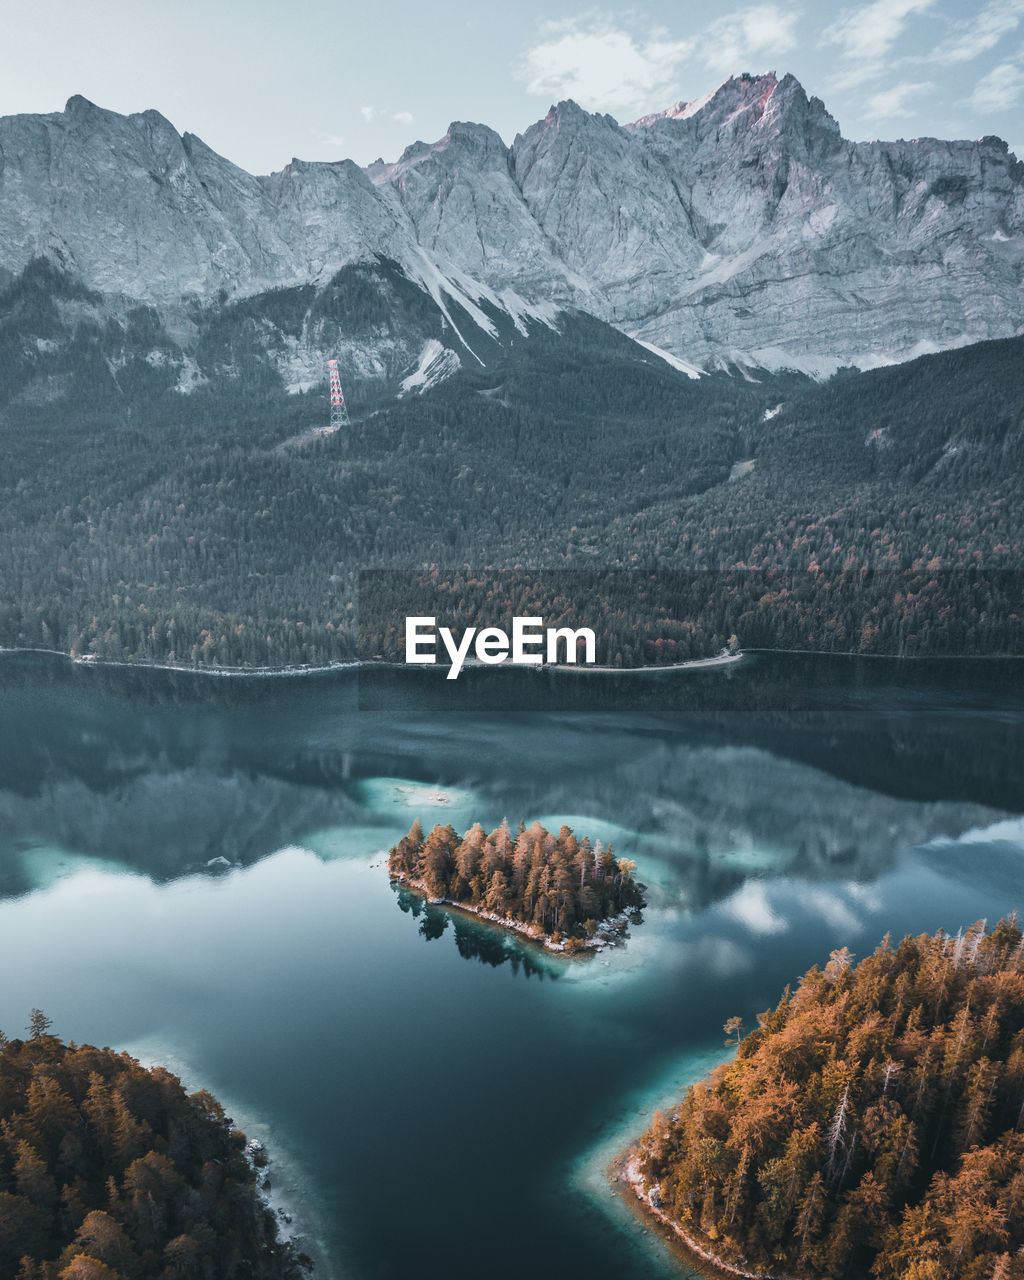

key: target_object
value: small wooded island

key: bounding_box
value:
[624,919,1024,1280]
[0,1015,311,1279]
[387,819,646,952]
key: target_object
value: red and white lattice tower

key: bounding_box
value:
[326,358,351,430]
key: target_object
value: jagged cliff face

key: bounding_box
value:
[0,73,1021,381]
[0,95,416,300]
[617,75,1024,373]
[387,74,1024,375]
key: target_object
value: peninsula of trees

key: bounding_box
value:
[387,819,645,951]
[627,920,1024,1280]
[0,1014,311,1279]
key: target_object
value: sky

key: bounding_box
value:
[1,0,1022,172]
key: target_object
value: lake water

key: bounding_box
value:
[1,651,1022,1278]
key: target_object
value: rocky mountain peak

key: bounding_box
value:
[59,95,180,150]
[62,94,107,120]
[633,70,841,161]
[511,99,628,190]
[373,120,508,187]
[704,70,782,115]
[443,120,508,157]
[526,98,621,139]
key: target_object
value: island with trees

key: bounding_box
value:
[0,1013,311,1279]
[621,919,1024,1280]
[387,819,646,952]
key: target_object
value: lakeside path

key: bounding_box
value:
[559,651,742,673]
[0,646,744,678]
[5,645,1023,680]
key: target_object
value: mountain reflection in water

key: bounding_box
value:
[0,650,1022,1280]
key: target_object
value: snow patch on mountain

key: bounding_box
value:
[633,339,703,379]
[399,339,462,395]
[495,288,561,336]
[740,346,847,380]
[174,361,206,394]
[405,253,489,364]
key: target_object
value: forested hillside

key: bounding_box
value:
[629,919,1024,1280]
[2,255,1023,667]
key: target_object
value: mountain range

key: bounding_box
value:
[1,73,1023,669]
[0,70,1022,400]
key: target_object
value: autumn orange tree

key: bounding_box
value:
[388,818,645,946]
[632,919,1024,1280]
[0,1021,312,1279]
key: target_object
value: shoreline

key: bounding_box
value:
[607,1148,793,1280]
[0,644,746,679]
[0,645,361,678]
[122,1039,337,1279]
[2,643,1021,681]
[389,873,630,953]
[555,650,742,673]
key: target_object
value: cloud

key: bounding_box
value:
[927,0,1024,65]
[518,16,694,113]
[844,880,882,910]
[518,7,800,116]
[826,0,1023,98]
[798,887,862,935]
[969,55,1024,110]
[723,881,788,935]
[320,134,346,148]
[828,62,890,90]
[700,4,800,75]
[361,106,414,128]
[864,79,935,118]
[825,0,935,62]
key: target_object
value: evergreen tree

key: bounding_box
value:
[387,819,645,945]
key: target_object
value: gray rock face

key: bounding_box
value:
[1,73,1022,377]
[611,74,1024,373]
[508,74,1024,373]
[0,95,415,301]
[369,120,580,304]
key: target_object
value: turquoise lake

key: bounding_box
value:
[0,651,1022,1278]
